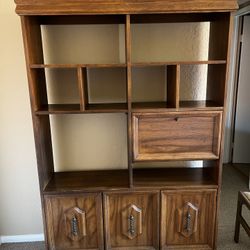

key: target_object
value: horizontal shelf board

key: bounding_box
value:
[86,103,128,113]
[132,60,227,67]
[36,103,128,115]
[133,168,218,189]
[44,170,130,194]
[30,63,127,69]
[30,61,226,69]
[132,101,223,112]
[36,104,81,114]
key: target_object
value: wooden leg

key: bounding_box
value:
[234,192,242,243]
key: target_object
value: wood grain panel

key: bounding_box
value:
[133,111,222,161]
[161,189,217,249]
[21,16,54,190]
[15,0,238,15]
[104,191,159,249]
[44,194,104,249]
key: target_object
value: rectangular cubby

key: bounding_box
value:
[50,113,128,172]
[131,65,179,110]
[40,15,126,65]
[86,66,128,112]
[130,13,231,63]
[45,68,80,104]
[132,158,220,188]
[179,63,227,108]
[29,67,82,114]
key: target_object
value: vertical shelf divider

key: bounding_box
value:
[167,65,180,108]
[21,16,54,190]
[125,14,133,188]
[77,67,89,111]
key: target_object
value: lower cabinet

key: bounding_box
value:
[44,189,217,250]
[44,193,104,250]
[161,190,217,250]
[104,191,160,250]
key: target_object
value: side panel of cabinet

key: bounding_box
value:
[44,193,104,250]
[104,191,159,250]
[133,111,222,161]
[161,189,217,250]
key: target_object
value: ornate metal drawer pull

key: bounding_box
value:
[129,215,135,235]
[185,211,191,232]
[71,217,79,236]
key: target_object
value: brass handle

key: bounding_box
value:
[129,215,135,235]
[71,217,79,236]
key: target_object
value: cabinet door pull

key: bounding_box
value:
[129,214,135,235]
[71,217,79,236]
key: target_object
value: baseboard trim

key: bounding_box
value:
[0,234,44,244]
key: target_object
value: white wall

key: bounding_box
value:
[0,0,43,236]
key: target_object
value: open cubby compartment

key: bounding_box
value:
[32,67,82,114]
[44,113,129,193]
[132,160,220,188]
[130,12,231,63]
[85,66,128,112]
[39,15,126,65]
[131,65,180,110]
[179,63,227,109]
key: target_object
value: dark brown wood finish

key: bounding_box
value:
[77,67,85,111]
[132,101,224,112]
[45,194,104,249]
[133,168,217,189]
[126,14,133,188]
[30,63,127,69]
[35,103,128,114]
[15,0,238,15]
[133,111,222,161]
[167,65,180,108]
[21,15,54,191]
[132,60,227,67]
[44,170,129,194]
[104,191,159,249]
[15,1,237,249]
[161,189,217,249]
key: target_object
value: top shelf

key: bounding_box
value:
[15,0,238,16]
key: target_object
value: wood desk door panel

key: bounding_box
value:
[44,194,104,250]
[161,190,217,249]
[104,191,159,250]
[133,111,222,161]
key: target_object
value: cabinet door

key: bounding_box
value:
[44,193,104,250]
[133,111,222,161]
[161,190,217,250]
[104,191,159,250]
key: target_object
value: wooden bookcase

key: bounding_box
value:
[15,1,238,249]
